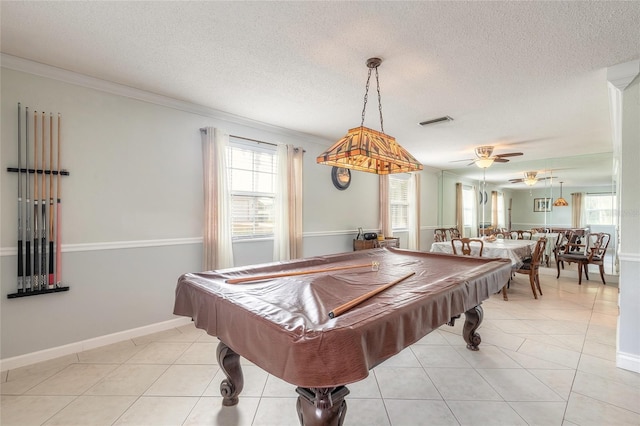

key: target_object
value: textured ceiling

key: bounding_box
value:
[2,1,639,187]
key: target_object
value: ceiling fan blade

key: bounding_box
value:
[509,178,524,183]
[495,152,523,158]
[494,158,509,163]
[449,158,475,163]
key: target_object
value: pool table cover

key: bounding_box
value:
[173,247,511,388]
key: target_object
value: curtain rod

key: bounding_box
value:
[199,128,276,147]
[199,128,304,151]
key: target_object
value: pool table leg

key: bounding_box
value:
[463,305,484,351]
[216,341,244,406]
[296,386,350,426]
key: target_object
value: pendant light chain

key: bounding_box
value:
[375,67,384,133]
[359,64,385,133]
[360,68,373,127]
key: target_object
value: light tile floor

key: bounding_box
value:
[2,270,638,426]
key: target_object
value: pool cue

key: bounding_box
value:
[48,113,55,289]
[17,103,24,292]
[226,263,373,284]
[25,107,32,292]
[33,111,40,291]
[40,111,47,290]
[55,113,62,287]
[328,272,415,319]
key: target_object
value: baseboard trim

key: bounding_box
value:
[0,317,192,372]
[617,350,640,374]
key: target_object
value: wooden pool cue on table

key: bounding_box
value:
[226,263,374,284]
[328,272,415,319]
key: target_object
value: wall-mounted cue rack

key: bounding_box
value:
[7,103,71,299]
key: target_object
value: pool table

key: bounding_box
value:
[173,247,511,425]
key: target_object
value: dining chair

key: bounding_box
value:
[511,230,532,240]
[449,227,461,239]
[556,229,587,268]
[451,238,484,256]
[451,237,508,301]
[433,228,449,242]
[433,228,451,242]
[556,232,610,285]
[514,237,546,299]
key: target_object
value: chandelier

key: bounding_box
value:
[316,58,423,175]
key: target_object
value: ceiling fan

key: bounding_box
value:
[509,171,554,186]
[471,146,523,167]
[452,146,524,168]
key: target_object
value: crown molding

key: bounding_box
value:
[1,53,328,144]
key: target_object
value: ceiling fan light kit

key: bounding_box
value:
[475,158,495,168]
[524,171,539,186]
[317,57,423,175]
[464,145,523,168]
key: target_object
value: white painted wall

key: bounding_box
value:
[617,72,640,372]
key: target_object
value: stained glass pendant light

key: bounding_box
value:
[316,58,423,175]
[553,181,569,206]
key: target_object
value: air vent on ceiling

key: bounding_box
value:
[419,116,453,126]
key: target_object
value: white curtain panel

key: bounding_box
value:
[201,127,234,270]
[288,146,304,259]
[274,144,304,261]
[456,182,463,236]
[572,192,585,228]
[379,175,392,239]
[274,144,290,261]
[407,173,420,250]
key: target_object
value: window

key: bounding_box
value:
[389,175,409,229]
[227,140,277,239]
[462,185,475,227]
[584,193,616,225]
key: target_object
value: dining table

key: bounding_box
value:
[430,238,537,268]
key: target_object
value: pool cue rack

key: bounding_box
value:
[8,105,70,299]
[6,168,71,299]
[6,166,71,298]
[7,167,70,176]
[7,286,70,299]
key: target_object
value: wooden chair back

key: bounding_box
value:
[511,230,532,240]
[556,232,610,285]
[449,228,461,239]
[451,238,484,256]
[586,232,610,262]
[529,237,547,267]
[434,228,449,242]
[515,237,546,299]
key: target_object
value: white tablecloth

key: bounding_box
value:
[430,239,536,267]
